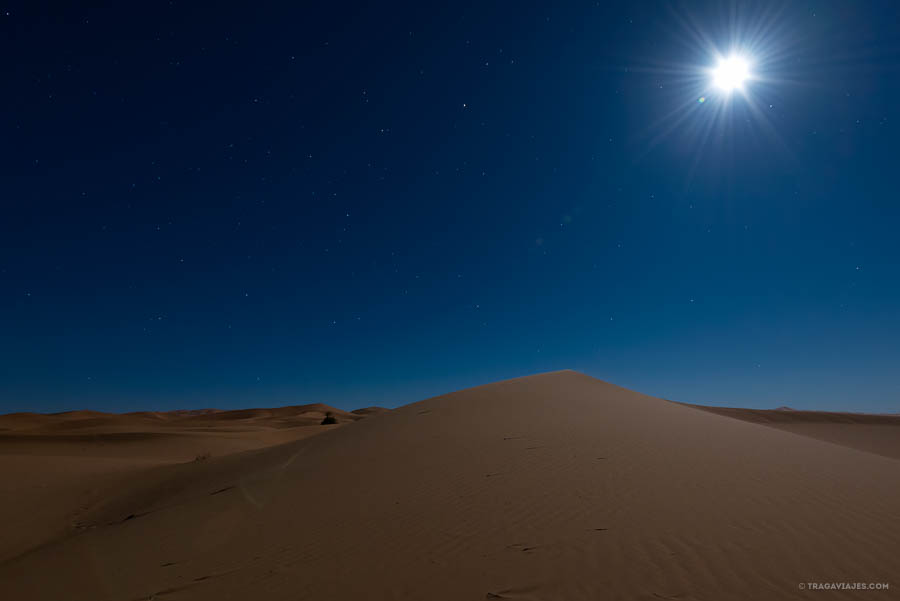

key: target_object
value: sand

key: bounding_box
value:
[0,403,365,564]
[683,403,900,461]
[1,371,897,600]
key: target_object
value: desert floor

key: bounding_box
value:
[1,371,898,600]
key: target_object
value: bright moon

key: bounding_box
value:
[712,55,751,92]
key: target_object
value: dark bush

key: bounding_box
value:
[321,412,337,425]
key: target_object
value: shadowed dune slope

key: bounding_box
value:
[2,371,899,600]
[684,403,900,461]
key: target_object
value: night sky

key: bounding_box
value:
[3,1,899,413]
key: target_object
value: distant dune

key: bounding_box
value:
[0,402,387,565]
[351,406,392,417]
[684,403,900,461]
[1,371,898,600]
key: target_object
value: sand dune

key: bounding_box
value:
[0,403,382,565]
[351,406,392,417]
[685,403,900,461]
[2,371,898,600]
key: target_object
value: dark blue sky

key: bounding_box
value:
[2,1,899,413]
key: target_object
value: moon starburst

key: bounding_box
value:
[711,55,752,92]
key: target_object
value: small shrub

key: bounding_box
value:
[321,412,337,425]
[194,451,212,462]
